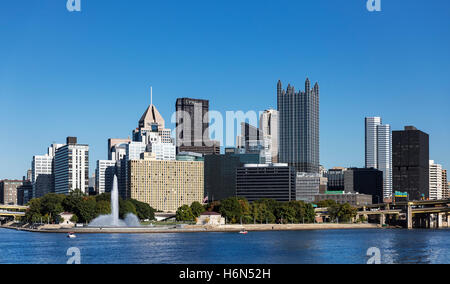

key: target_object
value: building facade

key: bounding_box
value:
[295,173,323,203]
[236,164,296,202]
[325,167,347,192]
[344,168,383,204]
[442,169,449,199]
[393,126,430,200]
[54,137,89,195]
[95,160,116,194]
[429,160,443,200]
[204,152,260,202]
[365,117,392,199]
[175,98,220,155]
[128,159,204,212]
[277,79,319,173]
[314,192,372,206]
[259,109,279,163]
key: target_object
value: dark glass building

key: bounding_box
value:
[204,152,260,202]
[236,164,296,202]
[344,168,383,204]
[277,79,320,173]
[175,98,220,155]
[392,126,430,200]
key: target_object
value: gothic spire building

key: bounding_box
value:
[277,78,320,173]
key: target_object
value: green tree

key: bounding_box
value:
[119,200,137,219]
[176,205,195,222]
[190,201,206,218]
[329,203,357,223]
[40,193,65,223]
[25,198,42,223]
[95,200,111,216]
[219,197,251,224]
[76,197,97,223]
[129,199,155,220]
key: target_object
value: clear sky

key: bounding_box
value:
[0,0,449,179]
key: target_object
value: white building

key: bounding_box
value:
[365,117,393,199]
[31,143,64,198]
[95,160,116,194]
[126,141,147,161]
[377,124,393,199]
[259,109,279,163]
[365,117,382,169]
[54,137,89,195]
[429,160,443,200]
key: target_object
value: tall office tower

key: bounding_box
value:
[277,79,319,173]
[377,124,393,199]
[259,109,279,163]
[54,137,89,195]
[442,169,449,199]
[393,126,430,200]
[132,91,172,144]
[365,117,382,168]
[429,160,443,200]
[365,118,393,199]
[127,156,204,212]
[175,98,220,155]
[238,122,271,164]
[95,160,116,194]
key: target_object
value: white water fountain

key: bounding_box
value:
[89,175,141,227]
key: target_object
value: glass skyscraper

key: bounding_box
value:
[277,78,319,173]
[365,117,393,199]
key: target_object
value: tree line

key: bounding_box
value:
[176,197,358,224]
[25,189,155,224]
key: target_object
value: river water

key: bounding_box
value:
[0,228,449,264]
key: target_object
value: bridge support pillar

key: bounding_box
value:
[407,205,413,229]
[379,214,386,226]
[437,213,443,228]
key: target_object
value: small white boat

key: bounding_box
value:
[239,230,248,235]
[67,233,76,238]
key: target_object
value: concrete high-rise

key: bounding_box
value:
[429,160,443,200]
[127,156,204,212]
[175,98,220,155]
[54,137,89,195]
[259,109,279,163]
[277,79,319,173]
[365,117,392,199]
[393,126,429,200]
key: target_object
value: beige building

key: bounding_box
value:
[128,156,204,212]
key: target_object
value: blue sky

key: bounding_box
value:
[0,0,449,178]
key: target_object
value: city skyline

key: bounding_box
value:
[1,1,450,178]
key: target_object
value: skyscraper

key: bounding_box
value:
[175,98,220,155]
[429,160,443,200]
[393,126,430,200]
[259,109,279,163]
[365,117,382,168]
[365,118,393,199]
[54,137,89,195]
[277,79,319,173]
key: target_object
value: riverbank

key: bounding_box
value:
[1,223,380,234]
